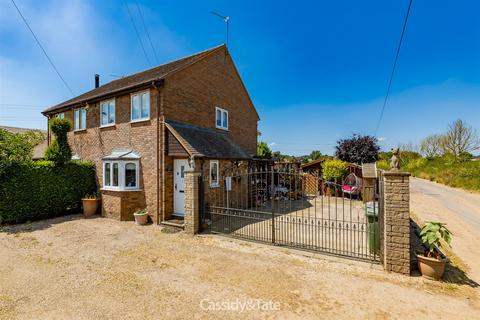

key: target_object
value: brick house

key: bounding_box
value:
[42,45,259,224]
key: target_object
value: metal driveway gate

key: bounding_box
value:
[201,165,382,262]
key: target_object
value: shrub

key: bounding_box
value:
[404,157,427,172]
[335,134,380,164]
[257,141,272,159]
[44,118,72,165]
[420,222,452,257]
[376,159,389,170]
[0,128,46,162]
[322,159,348,182]
[0,160,97,224]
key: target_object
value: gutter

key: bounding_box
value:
[46,114,51,145]
[42,82,153,116]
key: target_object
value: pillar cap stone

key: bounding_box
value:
[383,171,411,177]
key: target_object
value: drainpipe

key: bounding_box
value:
[46,114,51,145]
[153,79,165,224]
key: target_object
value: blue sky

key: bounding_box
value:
[1,0,479,155]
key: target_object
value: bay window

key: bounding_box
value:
[102,150,140,191]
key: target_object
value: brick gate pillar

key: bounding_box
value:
[382,171,411,275]
[184,170,201,235]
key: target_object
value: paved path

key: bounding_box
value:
[410,177,480,283]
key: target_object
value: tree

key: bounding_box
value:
[44,118,72,165]
[335,134,380,164]
[441,119,480,159]
[309,150,322,161]
[398,142,419,153]
[0,128,46,162]
[420,134,443,158]
[256,141,272,158]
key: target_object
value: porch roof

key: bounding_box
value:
[165,121,251,160]
[103,149,141,160]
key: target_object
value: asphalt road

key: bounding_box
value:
[410,177,480,283]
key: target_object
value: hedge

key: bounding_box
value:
[0,160,97,224]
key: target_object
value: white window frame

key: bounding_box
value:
[130,90,150,122]
[55,113,64,119]
[102,160,140,191]
[100,98,116,127]
[215,107,229,130]
[209,160,219,188]
[74,107,87,131]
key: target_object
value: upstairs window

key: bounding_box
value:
[131,90,150,122]
[74,107,87,131]
[100,99,115,126]
[215,107,228,130]
[210,160,219,187]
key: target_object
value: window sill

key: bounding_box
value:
[130,118,150,124]
[100,188,142,192]
[215,126,229,131]
[100,123,116,129]
[210,184,220,188]
[73,128,87,133]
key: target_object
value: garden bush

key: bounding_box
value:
[44,118,72,165]
[322,158,348,182]
[0,160,97,224]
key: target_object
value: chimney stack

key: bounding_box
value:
[95,74,100,88]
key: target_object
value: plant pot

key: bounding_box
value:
[416,253,447,280]
[82,199,99,218]
[134,213,149,225]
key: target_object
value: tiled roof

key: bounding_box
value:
[166,121,251,160]
[43,45,225,114]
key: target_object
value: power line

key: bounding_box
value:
[11,0,75,96]
[124,0,151,67]
[270,141,336,146]
[0,103,46,108]
[135,1,159,64]
[374,0,413,136]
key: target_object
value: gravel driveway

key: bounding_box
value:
[0,214,478,319]
[410,177,480,283]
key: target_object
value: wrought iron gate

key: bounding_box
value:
[201,165,382,262]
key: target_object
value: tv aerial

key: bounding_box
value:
[210,11,230,47]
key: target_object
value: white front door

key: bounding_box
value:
[173,159,189,216]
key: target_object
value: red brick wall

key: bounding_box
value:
[49,47,258,222]
[62,87,160,223]
[163,47,258,156]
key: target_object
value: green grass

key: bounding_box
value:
[379,156,480,192]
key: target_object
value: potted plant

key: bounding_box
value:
[133,208,149,225]
[416,222,452,280]
[82,193,99,218]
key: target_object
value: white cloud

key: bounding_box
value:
[378,137,386,141]
[0,0,188,130]
[269,142,276,147]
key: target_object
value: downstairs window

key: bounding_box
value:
[102,150,140,191]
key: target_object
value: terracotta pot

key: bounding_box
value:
[82,199,99,218]
[417,253,447,280]
[134,213,149,225]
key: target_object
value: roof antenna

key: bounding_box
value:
[210,11,230,48]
